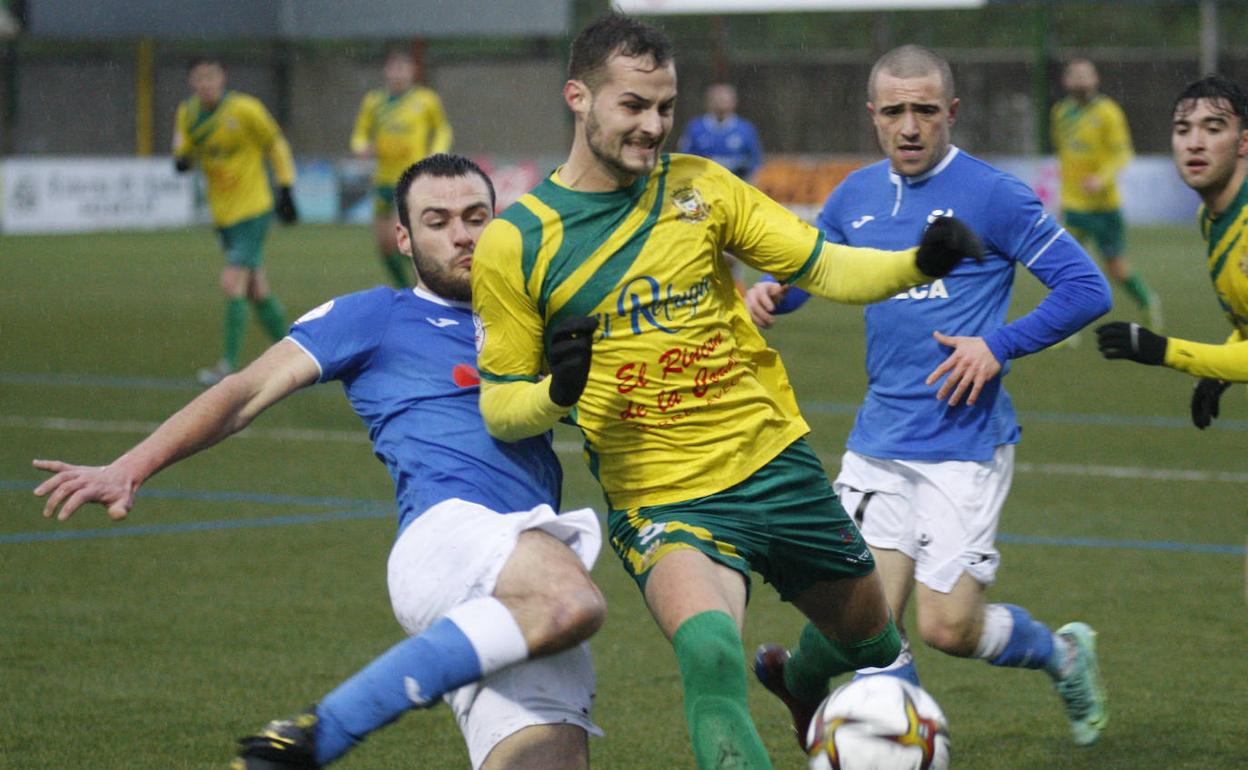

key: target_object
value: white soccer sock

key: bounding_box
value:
[443,596,529,677]
[973,603,1014,660]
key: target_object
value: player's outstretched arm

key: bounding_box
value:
[33,340,318,522]
[793,217,982,305]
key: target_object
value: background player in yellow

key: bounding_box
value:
[470,12,980,769]
[173,57,298,386]
[351,49,453,287]
[1097,75,1248,428]
[1052,58,1161,330]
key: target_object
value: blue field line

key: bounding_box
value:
[0,507,393,544]
[998,532,1245,555]
[2,479,386,510]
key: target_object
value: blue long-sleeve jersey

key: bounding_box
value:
[776,148,1111,461]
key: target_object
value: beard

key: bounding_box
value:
[412,249,471,302]
[586,108,659,180]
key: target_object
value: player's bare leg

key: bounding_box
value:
[847,547,920,683]
[643,548,772,769]
[494,530,606,655]
[480,724,588,770]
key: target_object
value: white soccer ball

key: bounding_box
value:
[806,675,951,770]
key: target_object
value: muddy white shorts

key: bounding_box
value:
[833,446,1014,593]
[386,499,604,768]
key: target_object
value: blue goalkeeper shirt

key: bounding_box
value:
[288,286,562,533]
[779,147,1111,461]
[677,113,763,179]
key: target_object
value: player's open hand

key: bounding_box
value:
[32,460,137,521]
[925,331,1001,407]
[745,281,789,329]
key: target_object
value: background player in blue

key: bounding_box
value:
[746,46,1112,747]
[677,82,764,180]
[33,155,606,770]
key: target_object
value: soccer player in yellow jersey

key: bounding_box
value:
[351,50,453,287]
[471,13,981,768]
[1098,75,1248,429]
[1053,59,1161,329]
[173,57,298,386]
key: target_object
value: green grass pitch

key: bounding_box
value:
[1,223,1244,768]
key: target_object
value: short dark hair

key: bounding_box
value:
[568,11,673,90]
[187,56,223,74]
[1173,74,1248,126]
[394,154,496,232]
[868,45,954,102]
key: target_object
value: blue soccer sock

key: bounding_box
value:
[979,603,1063,673]
[314,597,527,765]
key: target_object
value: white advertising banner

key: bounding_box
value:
[0,157,195,234]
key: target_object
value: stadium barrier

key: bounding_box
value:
[0,153,1200,235]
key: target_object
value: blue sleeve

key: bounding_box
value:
[980,177,1112,362]
[287,287,392,382]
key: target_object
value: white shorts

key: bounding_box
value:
[386,499,604,769]
[832,446,1014,593]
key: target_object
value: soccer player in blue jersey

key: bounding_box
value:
[746,45,1113,748]
[33,155,605,770]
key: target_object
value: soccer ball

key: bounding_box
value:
[806,675,950,770]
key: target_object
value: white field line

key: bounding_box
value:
[7,414,1248,485]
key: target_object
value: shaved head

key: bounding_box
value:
[868,44,955,103]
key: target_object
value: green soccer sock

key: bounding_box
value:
[672,611,773,770]
[1123,273,1154,310]
[253,295,288,341]
[222,297,248,370]
[383,251,413,288]
[782,618,902,707]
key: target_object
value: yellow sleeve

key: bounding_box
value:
[471,217,566,439]
[794,242,926,304]
[244,97,296,186]
[350,93,375,155]
[173,102,191,158]
[427,90,453,154]
[1164,335,1248,382]
[1098,101,1133,183]
[479,379,571,442]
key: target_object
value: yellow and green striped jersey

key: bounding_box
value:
[473,154,827,510]
[174,91,294,228]
[1165,179,1248,381]
[1051,95,1133,212]
[350,87,453,186]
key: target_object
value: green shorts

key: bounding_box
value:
[216,212,272,269]
[1063,209,1125,260]
[607,437,874,602]
[373,185,396,219]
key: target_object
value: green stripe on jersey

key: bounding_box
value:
[498,204,545,286]
[547,156,671,336]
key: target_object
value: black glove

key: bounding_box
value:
[173,156,192,174]
[1191,377,1232,430]
[1095,321,1167,365]
[546,316,598,407]
[915,216,984,278]
[276,186,298,224]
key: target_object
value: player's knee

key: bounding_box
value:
[917,614,977,657]
[527,581,605,655]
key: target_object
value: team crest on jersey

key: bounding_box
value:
[671,185,710,223]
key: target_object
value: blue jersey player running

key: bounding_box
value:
[33,155,606,770]
[747,46,1112,749]
[677,82,764,180]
